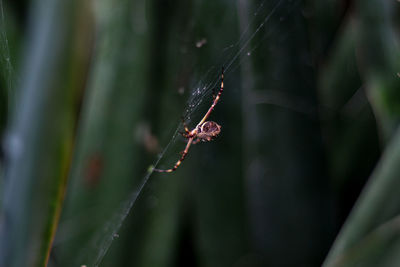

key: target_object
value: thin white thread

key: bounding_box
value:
[85,1,298,265]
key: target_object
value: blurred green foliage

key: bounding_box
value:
[0,0,400,266]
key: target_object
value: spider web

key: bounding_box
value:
[182,0,286,122]
[77,0,301,265]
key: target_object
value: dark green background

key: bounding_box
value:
[1,0,400,266]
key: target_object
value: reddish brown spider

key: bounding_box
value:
[154,68,224,173]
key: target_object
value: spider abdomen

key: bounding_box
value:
[197,121,221,141]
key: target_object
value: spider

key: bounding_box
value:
[154,68,224,173]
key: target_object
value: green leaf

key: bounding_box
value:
[323,126,400,266]
[326,215,400,267]
[0,0,90,266]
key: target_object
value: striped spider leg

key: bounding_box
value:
[154,68,224,173]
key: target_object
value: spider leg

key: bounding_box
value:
[154,137,194,173]
[179,131,189,138]
[181,117,190,134]
[192,138,201,144]
[155,68,224,174]
[197,67,224,126]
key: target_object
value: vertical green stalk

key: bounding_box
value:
[322,1,400,265]
[0,0,87,266]
[356,0,400,142]
[0,0,14,115]
[52,0,150,265]
[323,126,400,266]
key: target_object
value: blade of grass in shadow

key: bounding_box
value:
[355,0,400,142]
[328,215,400,267]
[239,0,331,265]
[323,1,400,264]
[323,126,400,266]
[0,0,89,266]
[0,0,15,114]
[318,15,379,198]
[51,0,153,265]
[318,18,361,112]
[0,0,14,140]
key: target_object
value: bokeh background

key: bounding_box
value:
[1,0,400,266]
